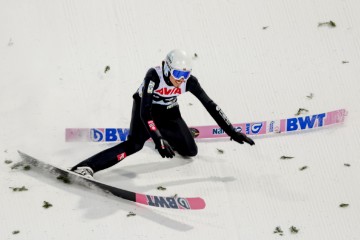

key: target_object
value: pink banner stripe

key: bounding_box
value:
[65,109,347,142]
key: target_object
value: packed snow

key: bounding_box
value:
[1,0,360,239]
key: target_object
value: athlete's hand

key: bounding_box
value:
[156,138,175,158]
[230,131,255,146]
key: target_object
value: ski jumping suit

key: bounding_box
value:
[72,63,239,173]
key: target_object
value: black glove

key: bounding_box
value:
[230,131,255,146]
[156,138,175,158]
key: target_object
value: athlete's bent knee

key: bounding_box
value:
[179,146,198,157]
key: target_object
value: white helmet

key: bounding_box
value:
[164,49,192,79]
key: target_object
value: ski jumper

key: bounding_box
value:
[72,63,238,173]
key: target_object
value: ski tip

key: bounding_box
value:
[188,197,206,210]
[17,150,32,159]
[17,150,25,157]
[17,151,34,163]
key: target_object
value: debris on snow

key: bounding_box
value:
[262,26,269,30]
[344,163,351,167]
[295,108,309,116]
[157,186,167,191]
[217,148,224,154]
[12,230,20,235]
[342,61,349,64]
[127,211,136,217]
[4,160,12,164]
[273,226,284,236]
[280,156,294,160]
[339,203,349,208]
[104,65,110,73]
[299,166,308,171]
[289,226,299,234]
[306,93,314,99]
[318,20,336,28]
[43,201,53,209]
[10,186,28,192]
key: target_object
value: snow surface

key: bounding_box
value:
[1,0,360,239]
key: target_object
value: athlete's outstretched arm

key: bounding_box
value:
[187,76,254,146]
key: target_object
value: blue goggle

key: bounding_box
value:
[171,69,191,80]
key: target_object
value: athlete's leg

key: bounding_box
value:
[71,97,149,173]
[155,108,198,157]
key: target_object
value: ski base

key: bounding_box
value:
[18,151,206,210]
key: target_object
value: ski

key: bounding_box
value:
[18,151,206,210]
[65,109,347,142]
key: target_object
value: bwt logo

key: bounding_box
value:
[245,123,263,134]
[146,195,191,209]
[286,113,326,131]
[90,128,129,142]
